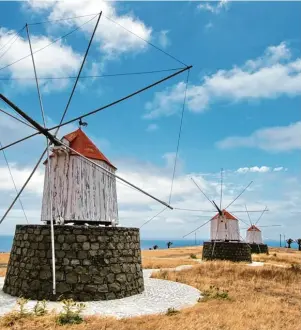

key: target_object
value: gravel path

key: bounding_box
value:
[0,270,200,319]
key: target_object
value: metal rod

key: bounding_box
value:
[220,168,223,209]
[245,204,252,226]
[0,141,28,224]
[183,218,211,238]
[0,94,59,146]
[0,66,192,151]
[224,181,253,210]
[174,207,269,213]
[56,12,102,133]
[0,108,36,129]
[26,23,56,295]
[59,139,173,209]
[280,234,282,247]
[191,177,214,207]
[0,149,46,224]
[254,206,268,225]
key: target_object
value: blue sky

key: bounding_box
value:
[0,1,300,240]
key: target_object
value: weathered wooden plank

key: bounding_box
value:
[41,151,118,224]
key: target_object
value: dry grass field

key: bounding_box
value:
[0,254,9,277]
[141,246,202,269]
[0,247,300,330]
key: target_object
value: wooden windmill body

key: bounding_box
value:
[182,174,265,262]
[41,128,118,226]
[246,225,263,244]
[210,210,240,241]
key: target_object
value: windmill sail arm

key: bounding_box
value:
[191,177,214,207]
[224,181,253,210]
[58,140,173,210]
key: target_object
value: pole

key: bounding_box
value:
[284,234,286,248]
[280,234,282,247]
[26,23,56,295]
[195,232,196,245]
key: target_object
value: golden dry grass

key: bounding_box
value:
[142,246,203,259]
[252,248,301,265]
[141,246,202,269]
[1,247,301,330]
[1,261,300,330]
[0,254,9,264]
[0,253,9,277]
[142,257,198,269]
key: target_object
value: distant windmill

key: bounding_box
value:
[242,205,281,254]
[181,169,267,262]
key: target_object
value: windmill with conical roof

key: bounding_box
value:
[243,207,280,253]
[41,127,118,226]
[181,170,268,262]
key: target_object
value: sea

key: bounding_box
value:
[0,235,297,252]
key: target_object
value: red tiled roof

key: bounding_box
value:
[247,225,261,232]
[63,129,116,169]
[212,210,237,220]
[44,129,116,169]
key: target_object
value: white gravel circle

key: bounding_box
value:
[0,270,200,319]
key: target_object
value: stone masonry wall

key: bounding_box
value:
[202,241,252,262]
[3,225,144,301]
[249,243,269,254]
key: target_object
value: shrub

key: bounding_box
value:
[56,299,86,325]
[33,300,48,316]
[0,297,31,327]
[201,285,230,301]
[290,263,301,272]
[190,254,197,259]
[166,308,179,316]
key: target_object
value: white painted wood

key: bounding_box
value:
[210,216,240,241]
[246,229,263,244]
[41,149,118,224]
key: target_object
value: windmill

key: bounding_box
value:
[0,12,191,301]
[242,206,281,254]
[181,169,268,262]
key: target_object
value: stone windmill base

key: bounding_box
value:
[3,225,144,301]
[202,241,252,262]
[248,243,269,254]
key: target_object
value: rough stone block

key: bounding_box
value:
[3,225,144,301]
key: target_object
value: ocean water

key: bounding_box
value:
[0,235,297,252]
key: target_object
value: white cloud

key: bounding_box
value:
[0,164,44,194]
[26,0,152,58]
[157,30,170,49]
[217,121,301,152]
[146,123,158,132]
[198,0,229,14]
[205,22,213,30]
[0,27,81,90]
[0,149,300,239]
[236,166,275,174]
[273,167,286,172]
[144,42,301,118]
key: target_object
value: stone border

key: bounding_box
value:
[0,271,201,319]
[202,241,252,262]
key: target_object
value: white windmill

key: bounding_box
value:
[243,206,280,253]
[0,11,192,301]
[180,169,268,261]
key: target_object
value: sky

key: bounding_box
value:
[0,0,300,241]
